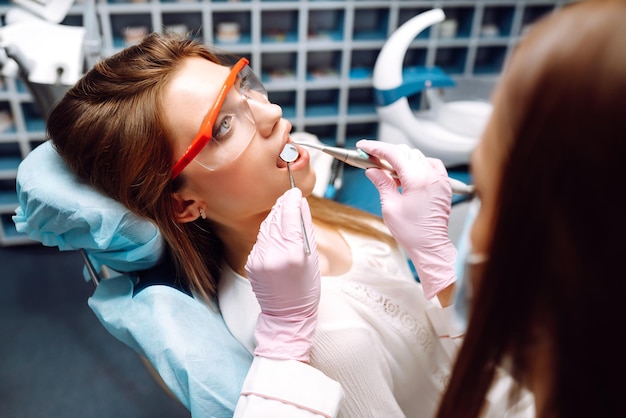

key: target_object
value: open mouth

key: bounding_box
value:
[277,141,299,168]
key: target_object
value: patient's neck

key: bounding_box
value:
[314,222,352,277]
[217,219,352,278]
[215,218,263,277]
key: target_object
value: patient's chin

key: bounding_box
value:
[299,170,316,198]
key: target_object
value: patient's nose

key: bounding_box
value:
[248,99,282,138]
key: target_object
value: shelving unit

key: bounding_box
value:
[0,0,572,245]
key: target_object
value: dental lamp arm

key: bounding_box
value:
[356,140,457,303]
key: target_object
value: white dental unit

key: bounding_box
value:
[373,8,493,168]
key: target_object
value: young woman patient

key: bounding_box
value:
[47,33,459,417]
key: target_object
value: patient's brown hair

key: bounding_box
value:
[48,32,393,301]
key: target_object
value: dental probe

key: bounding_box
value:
[280,144,312,256]
[294,141,475,196]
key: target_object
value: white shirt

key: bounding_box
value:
[221,229,463,417]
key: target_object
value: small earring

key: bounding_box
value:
[199,208,206,219]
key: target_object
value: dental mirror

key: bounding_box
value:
[280,143,299,163]
[280,143,299,188]
[279,144,311,255]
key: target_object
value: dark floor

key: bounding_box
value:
[0,244,189,418]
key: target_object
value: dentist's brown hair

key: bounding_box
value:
[437,1,626,417]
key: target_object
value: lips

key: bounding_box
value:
[275,121,310,169]
[276,157,289,169]
[288,144,310,170]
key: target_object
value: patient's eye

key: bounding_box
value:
[212,115,235,141]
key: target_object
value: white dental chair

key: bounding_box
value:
[13,140,253,417]
[373,8,493,168]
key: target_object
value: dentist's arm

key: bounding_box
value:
[238,188,343,417]
[356,140,457,305]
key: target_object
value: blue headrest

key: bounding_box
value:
[13,141,164,274]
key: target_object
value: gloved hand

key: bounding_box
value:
[356,139,456,300]
[245,188,320,363]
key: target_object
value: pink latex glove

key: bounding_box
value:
[356,139,457,300]
[245,187,320,363]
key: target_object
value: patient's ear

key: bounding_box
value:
[171,192,199,223]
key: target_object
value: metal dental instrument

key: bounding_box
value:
[294,141,475,195]
[280,144,312,256]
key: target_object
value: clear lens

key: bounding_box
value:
[237,65,268,99]
[193,66,267,171]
